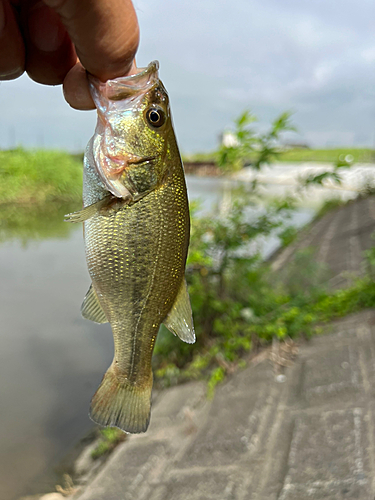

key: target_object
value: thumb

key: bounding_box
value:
[43,0,139,81]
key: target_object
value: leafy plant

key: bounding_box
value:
[154,205,375,394]
[301,155,354,188]
[217,110,296,172]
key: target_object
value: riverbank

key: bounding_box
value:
[182,147,375,167]
[0,149,82,205]
[20,194,375,500]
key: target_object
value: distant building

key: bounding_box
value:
[282,142,310,150]
[220,132,240,148]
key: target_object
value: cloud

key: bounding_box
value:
[0,0,374,152]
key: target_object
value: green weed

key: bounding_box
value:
[91,427,126,460]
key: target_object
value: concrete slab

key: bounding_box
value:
[148,469,245,500]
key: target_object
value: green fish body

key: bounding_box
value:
[68,62,195,433]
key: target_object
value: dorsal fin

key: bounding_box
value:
[163,278,195,344]
[81,285,108,324]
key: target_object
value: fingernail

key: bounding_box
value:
[29,2,66,52]
[0,1,6,36]
[0,67,24,80]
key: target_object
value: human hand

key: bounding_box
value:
[0,0,139,109]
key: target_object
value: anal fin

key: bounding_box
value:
[81,284,108,324]
[163,278,195,344]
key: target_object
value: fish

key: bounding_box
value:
[65,61,195,433]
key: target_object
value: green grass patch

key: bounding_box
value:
[91,427,126,460]
[183,148,375,165]
[276,148,374,163]
[0,148,82,205]
[315,197,347,218]
[0,148,83,243]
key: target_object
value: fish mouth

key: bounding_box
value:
[89,61,160,103]
[103,153,156,178]
[128,156,156,166]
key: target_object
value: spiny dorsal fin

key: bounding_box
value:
[81,285,108,324]
[163,278,195,344]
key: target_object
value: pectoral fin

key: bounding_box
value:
[65,195,131,223]
[164,278,195,344]
[64,198,109,223]
[81,285,108,324]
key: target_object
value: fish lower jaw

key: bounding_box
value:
[94,146,132,199]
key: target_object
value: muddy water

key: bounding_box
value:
[0,176,313,500]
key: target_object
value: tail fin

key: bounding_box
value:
[89,363,152,434]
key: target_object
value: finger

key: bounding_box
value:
[63,59,138,110]
[0,0,25,79]
[22,0,77,85]
[63,61,95,110]
[42,0,139,81]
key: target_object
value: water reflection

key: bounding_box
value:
[0,201,79,245]
[0,229,115,499]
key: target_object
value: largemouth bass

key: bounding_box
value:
[66,61,195,434]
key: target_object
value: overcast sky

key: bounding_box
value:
[0,0,374,153]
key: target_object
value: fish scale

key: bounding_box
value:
[85,180,188,372]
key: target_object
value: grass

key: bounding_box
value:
[182,148,375,165]
[0,148,83,243]
[277,148,375,163]
[91,428,127,459]
[0,148,82,205]
[315,197,347,218]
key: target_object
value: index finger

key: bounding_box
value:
[43,0,139,81]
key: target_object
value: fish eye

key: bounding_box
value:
[146,107,166,128]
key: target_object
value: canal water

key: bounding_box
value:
[0,173,328,499]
